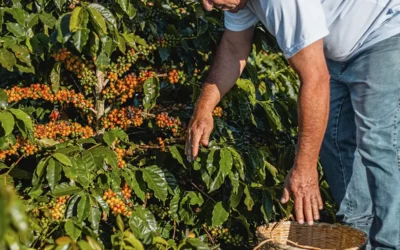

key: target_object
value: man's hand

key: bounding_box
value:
[280,39,330,225]
[185,111,214,162]
[184,28,254,162]
[280,167,323,225]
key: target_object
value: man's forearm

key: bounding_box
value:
[296,77,330,168]
[195,31,252,114]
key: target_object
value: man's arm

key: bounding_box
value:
[185,27,254,160]
[280,39,330,225]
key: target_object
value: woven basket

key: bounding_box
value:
[255,221,367,250]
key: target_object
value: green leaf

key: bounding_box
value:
[130,171,146,202]
[258,101,283,131]
[219,148,233,177]
[101,147,118,168]
[262,191,273,223]
[26,13,39,29]
[211,201,229,226]
[101,36,113,56]
[143,77,160,111]
[87,6,107,34]
[94,51,110,71]
[129,206,157,244]
[116,214,124,231]
[57,13,72,43]
[66,195,79,218]
[184,238,210,250]
[142,166,168,201]
[70,6,82,32]
[0,48,16,71]
[15,63,34,73]
[123,231,144,250]
[77,195,90,221]
[50,62,61,92]
[54,0,66,11]
[52,182,81,196]
[102,131,115,146]
[46,158,62,191]
[6,23,26,38]
[52,152,73,166]
[0,89,8,109]
[88,206,101,232]
[244,185,254,211]
[88,4,117,30]
[117,34,126,53]
[39,13,56,28]
[6,8,26,26]
[229,184,243,209]
[77,240,93,250]
[9,108,33,139]
[0,111,14,136]
[169,145,187,168]
[236,79,256,106]
[9,44,31,65]
[209,170,224,193]
[73,28,89,52]
[117,0,129,13]
[64,220,81,242]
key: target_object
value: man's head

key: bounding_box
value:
[202,0,249,13]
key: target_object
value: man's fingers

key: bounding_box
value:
[200,127,212,147]
[317,193,324,210]
[311,196,320,221]
[303,196,314,225]
[294,196,304,224]
[184,130,192,160]
[191,129,203,160]
[280,187,290,204]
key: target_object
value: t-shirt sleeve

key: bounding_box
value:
[224,7,259,32]
[264,0,329,58]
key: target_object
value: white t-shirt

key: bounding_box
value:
[224,0,400,61]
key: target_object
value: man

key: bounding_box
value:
[184,0,400,248]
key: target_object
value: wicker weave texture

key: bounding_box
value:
[256,222,367,250]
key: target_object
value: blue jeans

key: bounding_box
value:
[320,34,400,249]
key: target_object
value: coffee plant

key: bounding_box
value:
[0,0,335,249]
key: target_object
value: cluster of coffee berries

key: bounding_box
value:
[212,106,223,117]
[107,56,134,82]
[158,34,180,48]
[0,141,20,160]
[102,107,143,130]
[137,69,155,83]
[103,189,132,217]
[52,49,97,93]
[121,184,132,200]
[48,196,70,220]
[137,44,157,57]
[156,137,166,152]
[193,68,201,80]
[156,112,184,137]
[169,3,189,15]
[34,121,94,140]
[148,204,170,220]
[115,147,127,168]
[19,138,39,156]
[103,74,143,103]
[168,69,186,84]
[206,225,243,247]
[5,84,94,112]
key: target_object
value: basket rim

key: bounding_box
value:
[255,221,368,250]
